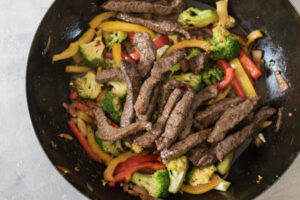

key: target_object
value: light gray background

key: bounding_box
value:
[0,0,299,199]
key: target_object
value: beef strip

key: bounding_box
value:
[178,85,218,140]
[137,85,160,121]
[156,89,195,151]
[188,146,217,167]
[117,13,190,39]
[160,128,212,161]
[275,107,282,133]
[193,97,244,130]
[216,106,276,161]
[179,58,189,72]
[134,88,184,148]
[101,0,185,16]
[120,60,142,127]
[207,96,262,143]
[189,51,211,74]
[93,106,152,141]
[96,68,125,83]
[158,79,185,115]
[133,32,156,77]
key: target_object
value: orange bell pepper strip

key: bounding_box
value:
[165,40,210,55]
[73,101,94,117]
[239,51,262,80]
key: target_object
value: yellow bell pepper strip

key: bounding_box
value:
[89,12,116,29]
[247,30,264,47]
[165,40,210,55]
[65,65,93,73]
[87,125,113,165]
[104,151,137,182]
[72,52,84,63]
[96,67,102,77]
[77,110,94,123]
[181,174,220,195]
[112,43,122,68]
[230,58,257,98]
[52,28,96,62]
[101,21,155,38]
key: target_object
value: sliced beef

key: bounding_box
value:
[96,68,125,83]
[216,106,276,161]
[179,58,190,72]
[178,85,218,140]
[188,147,217,167]
[156,89,195,151]
[160,128,212,161]
[101,0,185,16]
[134,88,184,148]
[133,32,156,77]
[207,96,262,143]
[193,97,243,130]
[120,60,142,127]
[93,106,152,141]
[117,13,190,39]
[137,85,159,121]
[189,51,211,74]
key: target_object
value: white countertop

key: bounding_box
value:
[0,0,299,199]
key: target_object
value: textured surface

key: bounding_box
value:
[0,0,300,200]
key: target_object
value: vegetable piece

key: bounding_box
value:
[168,34,179,44]
[70,91,78,100]
[123,141,144,154]
[217,151,233,175]
[174,73,202,91]
[186,48,201,60]
[156,45,170,60]
[214,176,231,192]
[239,51,262,80]
[52,28,96,62]
[128,32,135,43]
[108,81,127,99]
[251,50,264,69]
[170,63,181,75]
[68,120,101,163]
[65,65,93,73]
[210,26,240,61]
[207,85,232,105]
[166,156,189,193]
[77,110,93,123]
[131,169,170,198]
[79,35,105,68]
[73,101,94,117]
[112,43,122,68]
[103,31,128,48]
[129,51,140,62]
[217,67,235,90]
[74,72,103,100]
[186,165,216,186]
[165,40,210,55]
[87,125,113,165]
[202,68,223,85]
[181,174,220,194]
[274,70,289,93]
[89,12,116,29]
[154,35,169,49]
[178,8,218,29]
[95,133,124,157]
[216,0,236,29]
[247,30,264,47]
[77,118,87,137]
[72,52,84,63]
[101,21,155,38]
[230,58,257,98]
[101,91,122,123]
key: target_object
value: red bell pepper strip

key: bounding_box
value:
[154,35,169,49]
[121,52,132,60]
[73,101,94,117]
[129,51,141,62]
[68,120,101,163]
[217,60,235,90]
[128,32,135,43]
[239,51,262,80]
[70,91,78,100]
[232,78,247,99]
[111,122,120,128]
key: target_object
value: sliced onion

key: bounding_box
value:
[251,50,263,69]
[77,117,87,137]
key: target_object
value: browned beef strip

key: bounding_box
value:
[216,106,276,161]
[193,97,244,130]
[179,58,190,72]
[178,85,218,140]
[117,13,190,39]
[134,88,184,148]
[158,79,185,115]
[96,68,125,83]
[160,128,212,161]
[189,51,211,74]
[120,60,142,127]
[207,96,262,143]
[137,85,160,121]
[101,0,185,16]
[93,106,152,141]
[156,89,195,151]
[133,32,156,77]
[188,146,217,167]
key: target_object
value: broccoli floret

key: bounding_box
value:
[150,111,158,124]
[108,81,127,99]
[210,26,240,61]
[174,73,202,91]
[186,165,216,186]
[74,72,103,99]
[94,132,123,156]
[166,156,189,193]
[178,8,218,29]
[103,31,128,48]
[169,63,181,76]
[131,169,170,198]
[202,68,223,85]
[122,140,144,153]
[79,36,105,68]
[186,48,202,60]
[101,91,122,123]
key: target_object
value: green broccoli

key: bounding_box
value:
[174,73,202,91]
[186,48,202,60]
[131,169,170,198]
[103,31,128,48]
[122,140,144,153]
[166,156,189,193]
[178,8,218,29]
[79,36,105,68]
[186,165,216,186]
[214,176,231,192]
[202,68,223,85]
[101,91,122,123]
[169,63,181,76]
[210,26,240,61]
[74,72,103,99]
[94,132,124,156]
[108,81,127,99]
[150,111,158,124]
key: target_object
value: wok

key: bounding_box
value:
[26,0,300,199]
